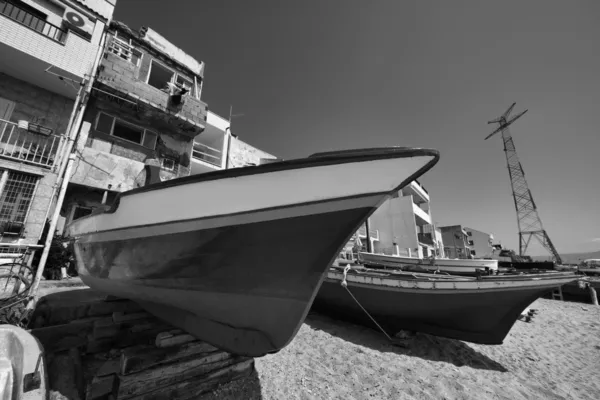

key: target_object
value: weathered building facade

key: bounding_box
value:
[59,20,208,228]
[0,0,115,245]
[58,20,276,231]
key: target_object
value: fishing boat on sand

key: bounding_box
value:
[312,265,581,345]
[358,251,499,275]
[66,147,439,357]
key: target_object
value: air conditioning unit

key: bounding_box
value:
[62,8,94,39]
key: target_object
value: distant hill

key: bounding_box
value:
[531,250,600,264]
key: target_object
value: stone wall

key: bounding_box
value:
[228,138,276,168]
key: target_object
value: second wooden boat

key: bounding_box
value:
[312,265,580,344]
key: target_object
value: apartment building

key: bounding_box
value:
[0,0,115,245]
[353,180,444,259]
[464,226,494,258]
[439,225,472,259]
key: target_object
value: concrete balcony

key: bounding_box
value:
[0,119,64,169]
[402,180,430,204]
[413,202,432,226]
[95,37,208,138]
[0,0,105,99]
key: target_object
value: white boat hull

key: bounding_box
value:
[68,147,440,356]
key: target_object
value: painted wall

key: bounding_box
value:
[0,13,107,79]
[365,194,420,257]
[0,73,73,134]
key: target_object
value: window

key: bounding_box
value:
[468,240,474,246]
[0,171,37,224]
[467,231,472,236]
[95,112,158,150]
[161,158,176,172]
[147,60,196,97]
[148,60,175,91]
[470,250,477,256]
[113,120,143,143]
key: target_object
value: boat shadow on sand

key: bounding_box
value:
[305,312,508,373]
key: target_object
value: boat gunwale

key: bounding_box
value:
[328,266,581,284]
[73,147,440,220]
[326,271,581,293]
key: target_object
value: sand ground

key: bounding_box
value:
[38,280,600,400]
[205,298,600,400]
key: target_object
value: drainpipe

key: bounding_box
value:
[28,154,77,299]
[41,27,108,235]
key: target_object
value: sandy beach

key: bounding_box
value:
[204,298,600,400]
[37,280,599,400]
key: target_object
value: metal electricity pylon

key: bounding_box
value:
[485,103,562,264]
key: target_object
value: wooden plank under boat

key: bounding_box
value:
[358,251,499,275]
[66,147,440,357]
[312,265,581,345]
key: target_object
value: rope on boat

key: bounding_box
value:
[341,265,394,342]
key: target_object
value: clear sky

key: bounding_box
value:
[115,0,600,255]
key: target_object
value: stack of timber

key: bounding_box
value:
[28,289,254,400]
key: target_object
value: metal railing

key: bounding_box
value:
[0,1,67,43]
[0,119,64,168]
[192,142,222,167]
[108,36,135,62]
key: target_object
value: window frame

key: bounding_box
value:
[161,157,177,172]
[0,170,39,229]
[94,112,158,150]
[146,59,196,98]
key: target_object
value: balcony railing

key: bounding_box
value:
[1,1,67,43]
[0,119,63,168]
[192,142,222,167]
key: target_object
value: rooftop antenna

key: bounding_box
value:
[486,103,562,264]
[228,105,245,131]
